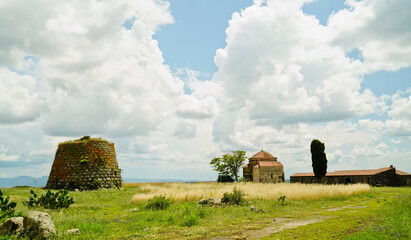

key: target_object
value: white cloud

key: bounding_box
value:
[0,68,44,123]
[173,121,196,138]
[214,0,378,135]
[176,95,218,119]
[386,88,411,136]
[329,0,411,72]
[0,0,185,137]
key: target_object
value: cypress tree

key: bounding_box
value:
[310,139,328,179]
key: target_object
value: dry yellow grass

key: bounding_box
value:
[130,182,370,202]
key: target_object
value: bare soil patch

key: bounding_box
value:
[210,217,328,240]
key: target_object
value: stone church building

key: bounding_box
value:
[243,150,284,183]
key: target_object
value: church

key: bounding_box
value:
[243,150,284,183]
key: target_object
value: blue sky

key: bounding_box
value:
[154,0,253,76]
[0,0,410,181]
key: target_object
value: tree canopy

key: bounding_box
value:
[210,151,247,182]
[310,139,328,179]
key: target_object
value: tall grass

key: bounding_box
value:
[131,182,370,202]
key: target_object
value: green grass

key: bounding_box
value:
[342,192,410,240]
[0,185,409,239]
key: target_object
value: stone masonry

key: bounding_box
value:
[45,136,122,190]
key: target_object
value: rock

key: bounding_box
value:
[66,228,81,235]
[0,217,24,236]
[198,199,208,205]
[250,206,255,211]
[213,198,222,206]
[125,208,138,212]
[23,211,56,239]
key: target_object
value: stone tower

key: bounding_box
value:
[46,136,122,190]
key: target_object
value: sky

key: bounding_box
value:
[0,0,410,181]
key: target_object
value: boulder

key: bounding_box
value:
[213,198,222,206]
[0,217,24,236]
[23,211,56,239]
[198,199,208,205]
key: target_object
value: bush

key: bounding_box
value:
[277,195,286,205]
[221,186,246,205]
[217,174,234,183]
[182,214,198,227]
[145,195,172,210]
[24,189,74,209]
[0,190,17,220]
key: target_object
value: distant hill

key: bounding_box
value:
[0,176,289,188]
[0,176,48,188]
[0,176,199,188]
[123,178,198,183]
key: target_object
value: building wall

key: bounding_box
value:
[252,168,261,182]
[290,168,410,186]
[253,166,284,183]
[243,160,259,182]
[46,138,123,190]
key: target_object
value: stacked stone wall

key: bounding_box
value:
[253,166,284,183]
[46,137,122,190]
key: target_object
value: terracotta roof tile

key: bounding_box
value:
[290,167,403,177]
[253,161,283,168]
[396,170,411,176]
[249,150,277,161]
[290,172,315,177]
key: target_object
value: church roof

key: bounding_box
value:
[290,167,409,177]
[249,150,277,161]
[253,161,283,168]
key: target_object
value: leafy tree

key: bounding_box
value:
[310,139,328,179]
[210,151,247,182]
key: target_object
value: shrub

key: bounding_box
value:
[277,195,286,205]
[182,214,198,227]
[24,189,74,209]
[145,195,172,210]
[0,190,17,220]
[221,186,246,205]
[217,174,234,183]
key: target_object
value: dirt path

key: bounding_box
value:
[210,217,327,240]
[243,217,328,240]
[210,197,383,240]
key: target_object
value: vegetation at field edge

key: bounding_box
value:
[0,184,409,239]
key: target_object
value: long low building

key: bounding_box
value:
[290,165,411,186]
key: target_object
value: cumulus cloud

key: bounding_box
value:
[329,0,411,71]
[214,0,378,134]
[0,68,44,123]
[386,88,411,136]
[173,121,196,138]
[0,0,184,137]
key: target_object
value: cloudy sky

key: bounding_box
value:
[1,0,410,180]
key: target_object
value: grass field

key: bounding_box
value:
[130,182,370,202]
[0,183,409,239]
